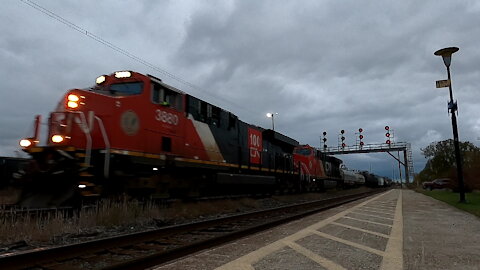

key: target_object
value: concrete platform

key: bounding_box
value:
[152,189,480,270]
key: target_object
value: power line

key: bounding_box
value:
[20,0,257,118]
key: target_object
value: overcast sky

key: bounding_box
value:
[1,0,480,180]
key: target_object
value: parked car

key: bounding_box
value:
[422,178,451,190]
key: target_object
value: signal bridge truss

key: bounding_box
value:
[320,142,414,184]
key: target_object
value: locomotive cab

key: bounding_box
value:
[293,145,327,191]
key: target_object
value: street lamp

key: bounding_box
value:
[434,46,466,203]
[266,112,278,131]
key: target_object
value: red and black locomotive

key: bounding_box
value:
[19,71,343,205]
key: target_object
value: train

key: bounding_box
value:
[15,71,380,206]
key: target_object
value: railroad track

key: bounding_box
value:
[0,189,388,270]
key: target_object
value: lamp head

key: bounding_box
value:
[434,47,459,67]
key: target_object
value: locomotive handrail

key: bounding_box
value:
[95,115,110,178]
[71,111,92,167]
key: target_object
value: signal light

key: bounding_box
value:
[340,130,345,134]
[358,128,364,148]
[342,143,346,148]
[341,136,345,141]
[323,131,327,136]
[322,138,327,142]
[385,125,391,145]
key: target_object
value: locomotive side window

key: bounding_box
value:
[294,148,311,156]
[151,82,182,111]
[228,113,237,129]
[185,95,221,126]
[211,106,220,127]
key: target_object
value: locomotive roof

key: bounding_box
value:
[263,129,299,147]
[147,74,186,95]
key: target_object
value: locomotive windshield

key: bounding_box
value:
[93,82,144,96]
[294,148,312,156]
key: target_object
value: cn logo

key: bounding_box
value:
[248,128,262,164]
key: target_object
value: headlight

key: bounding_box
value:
[114,71,132,78]
[67,101,79,108]
[19,139,32,148]
[67,94,80,109]
[51,135,64,143]
[96,75,106,84]
[68,94,80,102]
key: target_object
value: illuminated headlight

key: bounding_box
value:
[68,94,80,102]
[67,101,79,108]
[51,135,64,143]
[19,139,32,148]
[78,184,87,189]
[114,71,132,78]
[96,75,106,84]
[67,94,80,109]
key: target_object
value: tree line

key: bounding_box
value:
[416,139,480,191]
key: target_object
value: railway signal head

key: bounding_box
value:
[385,125,391,144]
[358,128,364,148]
[340,129,345,134]
[323,138,327,142]
[342,143,346,148]
[323,131,327,136]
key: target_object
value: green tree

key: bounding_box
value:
[418,139,480,190]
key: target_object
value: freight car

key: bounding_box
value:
[18,71,344,206]
[340,166,365,187]
[360,171,386,187]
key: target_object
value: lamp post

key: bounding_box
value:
[434,46,466,203]
[266,112,278,131]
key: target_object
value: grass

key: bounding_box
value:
[0,197,260,247]
[417,189,480,217]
